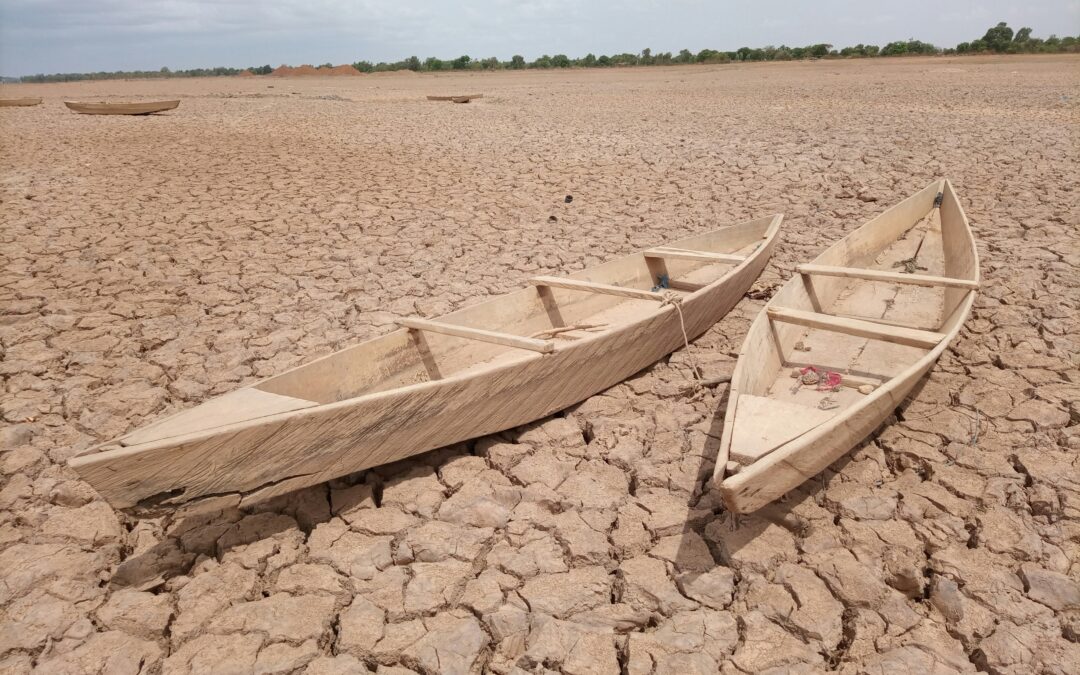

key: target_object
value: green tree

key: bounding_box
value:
[675,49,693,64]
[809,43,832,57]
[451,55,471,70]
[580,53,597,67]
[552,54,570,67]
[982,22,1014,52]
[509,55,525,69]
[424,57,445,71]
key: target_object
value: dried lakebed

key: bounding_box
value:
[1,55,1078,674]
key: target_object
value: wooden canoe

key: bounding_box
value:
[427,94,483,102]
[64,100,180,115]
[714,180,978,513]
[0,97,43,107]
[70,215,782,515]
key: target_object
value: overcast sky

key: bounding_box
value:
[1,0,1077,76]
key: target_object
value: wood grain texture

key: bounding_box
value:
[529,276,669,301]
[645,248,746,264]
[714,180,978,513]
[766,307,945,349]
[796,264,979,290]
[64,100,180,115]
[70,215,782,514]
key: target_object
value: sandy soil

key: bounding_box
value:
[1,55,1078,674]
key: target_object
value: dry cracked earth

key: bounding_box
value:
[0,55,1078,674]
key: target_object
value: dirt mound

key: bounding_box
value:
[237,70,255,77]
[323,65,361,76]
[271,64,356,77]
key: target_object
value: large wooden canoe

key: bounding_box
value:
[0,97,43,107]
[714,180,978,513]
[71,215,782,515]
[64,100,180,115]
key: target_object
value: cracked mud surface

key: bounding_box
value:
[1,55,1078,674]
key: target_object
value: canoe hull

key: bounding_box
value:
[64,100,180,115]
[0,98,42,107]
[718,290,975,513]
[71,217,780,515]
[715,179,978,513]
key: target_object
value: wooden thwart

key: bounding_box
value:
[530,276,668,302]
[399,318,554,353]
[767,307,944,349]
[667,280,705,292]
[830,312,939,333]
[797,264,978,290]
[646,247,746,264]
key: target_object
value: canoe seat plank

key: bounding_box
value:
[667,280,705,292]
[121,389,318,447]
[829,312,940,333]
[797,264,978,290]
[645,247,746,264]
[399,317,554,353]
[730,395,836,464]
[530,276,668,302]
[767,307,945,349]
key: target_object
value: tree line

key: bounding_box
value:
[17,22,1078,83]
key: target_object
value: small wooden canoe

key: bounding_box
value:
[427,94,483,102]
[0,97,43,107]
[64,100,180,115]
[714,180,978,513]
[71,215,782,515]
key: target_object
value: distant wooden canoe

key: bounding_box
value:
[0,97,42,107]
[427,94,483,102]
[70,214,782,515]
[64,100,180,115]
[714,180,978,513]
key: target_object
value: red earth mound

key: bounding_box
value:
[324,65,361,76]
[271,64,362,77]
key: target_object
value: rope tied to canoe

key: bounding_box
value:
[660,291,703,389]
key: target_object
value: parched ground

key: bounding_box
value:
[0,55,1078,674]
